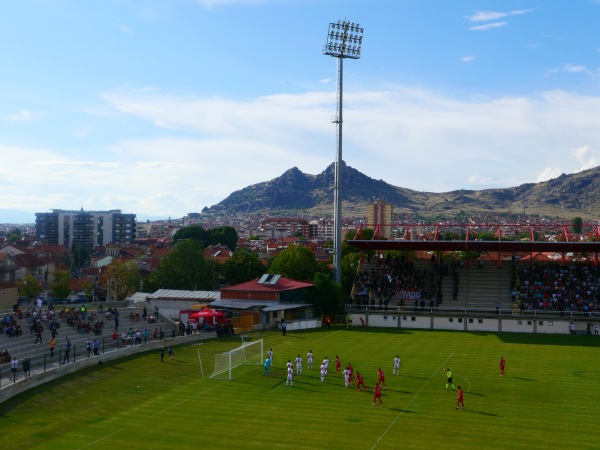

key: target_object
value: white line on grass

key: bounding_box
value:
[78,384,221,449]
[371,351,455,450]
[312,329,342,343]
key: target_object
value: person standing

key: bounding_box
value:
[372,382,383,407]
[286,365,294,387]
[35,326,43,344]
[49,337,56,358]
[307,350,313,370]
[499,356,506,377]
[595,322,599,336]
[295,354,303,376]
[160,346,165,362]
[281,318,287,336]
[456,385,465,410]
[320,362,327,383]
[11,356,19,381]
[347,363,354,382]
[322,356,330,376]
[263,356,271,376]
[22,358,31,378]
[377,368,386,389]
[86,338,92,357]
[356,371,368,392]
[445,368,456,391]
[393,355,402,375]
[154,305,159,320]
[168,346,174,360]
[335,355,341,375]
[267,348,274,366]
[63,338,71,364]
[93,339,99,356]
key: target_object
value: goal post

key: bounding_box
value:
[210,339,263,380]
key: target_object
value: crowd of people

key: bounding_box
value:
[352,258,439,309]
[514,262,600,314]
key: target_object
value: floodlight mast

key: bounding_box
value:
[323,20,364,284]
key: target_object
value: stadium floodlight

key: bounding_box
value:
[323,19,364,284]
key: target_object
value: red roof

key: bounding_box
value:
[221,276,313,293]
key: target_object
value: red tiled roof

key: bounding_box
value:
[221,276,312,293]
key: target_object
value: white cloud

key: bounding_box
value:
[116,24,133,34]
[536,167,563,183]
[460,56,475,62]
[469,22,507,31]
[3,109,40,122]
[4,86,600,218]
[563,64,587,73]
[466,10,531,22]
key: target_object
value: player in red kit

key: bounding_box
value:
[456,385,464,410]
[499,356,506,376]
[356,371,368,392]
[347,363,354,382]
[372,382,383,406]
[335,355,341,375]
[377,368,386,389]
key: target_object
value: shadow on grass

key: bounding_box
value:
[510,377,536,382]
[465,409,501,417]
[466,391,486,397]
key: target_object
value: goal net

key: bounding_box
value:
[210,339,263,380]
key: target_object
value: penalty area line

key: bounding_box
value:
[370,351,455,450]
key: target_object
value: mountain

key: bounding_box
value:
[201,163,600,219]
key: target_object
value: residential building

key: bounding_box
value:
[367,199,393,239]
[35,209,136,250]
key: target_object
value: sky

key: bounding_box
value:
[2,0,600,223]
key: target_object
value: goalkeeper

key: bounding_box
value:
[263,356,272,377]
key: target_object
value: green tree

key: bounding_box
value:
[571,217,583,234]
[267,244,320,281]
[223,249,265,285]
[208,226,239,251]
[50,269,71,300]
[17,274,43,301]
[341,252,361,298]
[306,272,344,315]
[81,281,94,302]
[173,225,209,245]
[153,239,211,290]
[102,259,142,301]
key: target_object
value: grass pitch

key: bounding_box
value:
[1,328,598,449]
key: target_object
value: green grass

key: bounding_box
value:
[1,328,599,449]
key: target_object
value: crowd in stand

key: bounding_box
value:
[352,257,438,309]
[514,262,600,314]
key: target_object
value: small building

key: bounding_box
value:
[211,274,313,330]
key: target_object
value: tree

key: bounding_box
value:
[152,239,212,290]
[101,259,141,301]
[208,226,238,251]
[223,249,265,285]
[173,225,209,245]
[17,274,43,301]
[267,244,320,281]
[50,269,71,300]
[306,272,343,315]
[341,252,360,298]
[571,217,583,234]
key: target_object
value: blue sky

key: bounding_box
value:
[2,0,600,223]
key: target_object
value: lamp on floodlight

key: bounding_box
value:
[323,19,364,284]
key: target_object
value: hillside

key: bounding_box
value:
[201,163,600,219]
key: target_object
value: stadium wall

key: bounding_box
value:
[360,312,583,335]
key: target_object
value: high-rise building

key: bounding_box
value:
[367,200,393,239]
[35,209,136,250]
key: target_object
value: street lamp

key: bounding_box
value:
[323,20,364,283]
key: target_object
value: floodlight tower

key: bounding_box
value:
[323,20,364,284]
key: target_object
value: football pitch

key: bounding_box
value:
[1,328,598,449]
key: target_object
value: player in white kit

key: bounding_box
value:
[393,355,402,375]
[295,354,303,375]
[322,356,330,375]
[342,367,351,388]
[286,366,294,386]
[320,363,327,383]
[307,350,313,370]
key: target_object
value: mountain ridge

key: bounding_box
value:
[202,163,600,219]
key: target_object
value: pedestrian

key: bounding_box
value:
[456,386,465,410]
[286,365,294,387]
[63,338,71,364]
[81,304,87,320]
[445,368,456,391]
[496,302,500,315]
[263,356,271,376]
[347,314,352,327]
[281,318,287,336]
[372,382,383,407]
[320,362,327,383]
[86,338,92,357]
[356,371,368,391]
[93,339,99,356]
[154,305,159,320]
[49,337,56,358]
[500,356,506,377]
[267,348,274,366]
[393,355,402,375]
[160,346,165,362]
[142,307,147,321]
[35,326,43,344]
[335,355,341,375]
[595,322,599,336]
[569,322,575,335]
[343,366,351,388]
[168,346,174,360]
[307,350,313,370]
[11,356,19,381]
[377,368,386,389]
[295,354,303,376]
[22,357,30,378]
